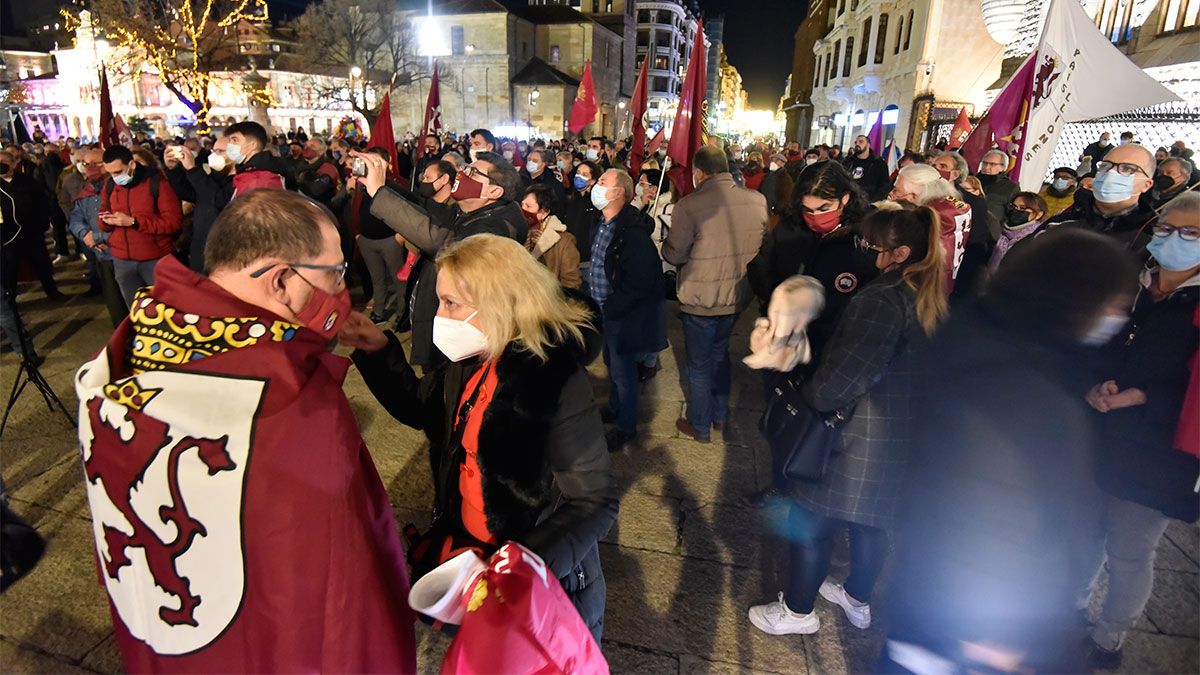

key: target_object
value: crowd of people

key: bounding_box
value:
[0,115,1197,674]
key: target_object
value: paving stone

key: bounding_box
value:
[1155,531,1200,573]
[1143,570,1199,638]
[414,624,454,673]
[6,455,91,522]
[1105,630,1200,674]
[0,637,91,674]
[0,505,114,664]
[612,438,763,508]
[1165,520,1200,566]
[678,652,796,674]
[603,491,682,555]
[680,501,785,568]
[604,641,681,674]
[78,634,122,674]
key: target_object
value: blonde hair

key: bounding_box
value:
[859,203,948,335]
[436,234,593,361]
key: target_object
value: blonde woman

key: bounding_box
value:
[339,234,617,641]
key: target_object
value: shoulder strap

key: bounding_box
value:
[148,172,160,215]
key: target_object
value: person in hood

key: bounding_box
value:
[74,189,416,673]
[341,233,618,641]
[520,183,580,289]
[974,150,1019,233]
[353,149,526,369]
[99,145,184,306]
[223,121,295,195]
[1083,192,1200,669]
[1039,166,1079,218]
[1044,143,1158,253]
[988,192,1047,273]
[883,228,1138,675]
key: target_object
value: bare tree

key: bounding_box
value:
[292,0,442,125]
[64,0,271,131]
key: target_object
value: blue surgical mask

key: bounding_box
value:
[1091,170,1136,204]
[1052,178,1073,192]
[226,143,245,164]
[1147,231,1200,272]
[331,150,343,161]
[590,184,610,210]
[585,148,600,161]
[573,175,590,191]
[112,171,133,187]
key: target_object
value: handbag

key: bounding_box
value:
[759,376,852,483]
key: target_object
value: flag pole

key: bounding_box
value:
[650,156,671,243]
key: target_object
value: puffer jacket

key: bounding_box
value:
[68,179,112,262]
[98,163,183,261]
[662,173,767,316]
[352,304,618,640]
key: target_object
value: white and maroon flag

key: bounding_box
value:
[1013,0,1179,189]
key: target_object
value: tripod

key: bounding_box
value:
[0,292,74,437]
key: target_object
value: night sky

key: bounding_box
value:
[265,0,808,109]
[697,0,808,109]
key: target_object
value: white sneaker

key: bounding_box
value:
[748,592,820,636]
[819,579,871,629]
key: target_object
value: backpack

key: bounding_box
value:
[103,171,161,215]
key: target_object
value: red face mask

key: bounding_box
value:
[292,273,352,340]
[803,208,842,234]
[935,167,954,181]
[521,208,542,229]
[451,171,486,201]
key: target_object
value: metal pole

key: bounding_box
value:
[649,156,671,243]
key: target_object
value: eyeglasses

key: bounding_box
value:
[462,165,493,182]
[1151,223,1200,241]
[1095,160,1149,178]
[250,261,348,285]
[855,235,887,253]
[980,160,1007,168]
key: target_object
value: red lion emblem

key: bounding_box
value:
[1030,54,1061,111]
[83,397,235,628]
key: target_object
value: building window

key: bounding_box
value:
[905,10,914,49]
[875,14,888,63]
[832,40,841,78]
[859,17,872,66]
[605,41,611,67]
[851,0,859,9]
[551,45,561,62]
[451,26,465,55]
[837,0,845,16]
[522,41,529,59]
[654,55,669,69]
[895,15,904,53]
[843,37,854,76]
[638,9,649,22]
[1095,0,1136,42]
[825,50,832,85]
[814,55,822,87]
[606,0,613,11]
[1160,0,1199,31]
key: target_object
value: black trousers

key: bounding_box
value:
[96,258,129,328]
[785,502,889,614]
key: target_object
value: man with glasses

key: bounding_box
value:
[1046,143,1157,251]
[74,189,416,673]
[353,148,527,368]
[68,148,128,327]
[975,149,1020,229]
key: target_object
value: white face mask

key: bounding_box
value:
[433,311,489,362]
[768,162,780,172]
[526,160,541,174]
[502,150,514,161]
[207,152,227,172]
[590,184,611,210]
[1081,313,1128,346]
[634,182,645,200]
[469,148,482,163]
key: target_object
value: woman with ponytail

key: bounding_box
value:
[748,205,946,638]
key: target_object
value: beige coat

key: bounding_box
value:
[530,214,582,289]
[662,174,768,316]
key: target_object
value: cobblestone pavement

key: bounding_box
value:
[1,263,1197,674]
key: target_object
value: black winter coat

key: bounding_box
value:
[977,173,1019,238]
[747,220,879,363]
[843,153,891,201]
[370,188,527,368]
[352,323,618,639]
[598,204,667,355]
[1095,276,1199,522]
[887,303,1103,671]
[1044,190,1157,254]
[165,165,233,272]
[564,190,599,261]
[0,174,51,247]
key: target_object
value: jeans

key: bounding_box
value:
[359,236,407,320]
[602,320,640,434]
[681,313,737,434]
[113,257,162,308]
[785,503,889,614]
[1090,497,1171,651]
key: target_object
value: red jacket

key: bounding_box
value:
[926,196,972,295]
[99,164,183,261]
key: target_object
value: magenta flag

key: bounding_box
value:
[960,53,1035,174]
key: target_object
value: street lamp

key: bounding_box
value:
[350,66,362,78]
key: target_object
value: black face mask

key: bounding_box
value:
[418,177,442,199]
[0,162,9,175]
[1153,174,1178,193]
[1005,206,1031,227]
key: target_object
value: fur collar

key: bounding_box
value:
[472,335,587,542]
[531,214,567,259]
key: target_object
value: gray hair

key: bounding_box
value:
[1160,156,1193,178]
[982,149,1008,166]
[1161,191,1200,219]
[936,151,968,179]
[533,148,556,166]
[898,163,961,205]
[604,168,635,205]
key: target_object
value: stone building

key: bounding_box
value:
[632,0,701,125]
[780,0,833,145]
